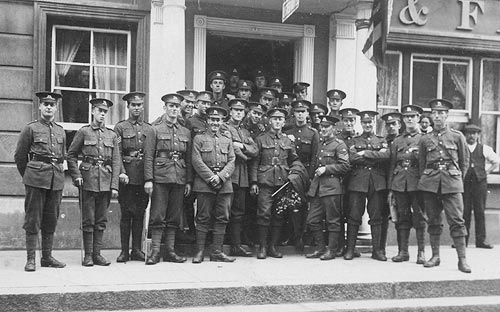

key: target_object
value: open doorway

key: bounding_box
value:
[205,33,294,92]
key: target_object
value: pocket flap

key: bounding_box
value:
[27,161,43,169]
[103,140,114,147]
[84,140,97,146]
[34,137,48,144]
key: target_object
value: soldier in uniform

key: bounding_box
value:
[418,99,471,273]
[258,87,278,109]
[387,105,427,264]
[242,102,268,140]
[186,91,212,137]
[249,107,303,259]
[344,111,389,261]
[236,80,253,102]
[67,98,121,267]
[251,69,268,102]
[221,99,259,257]
[114,92,152,263]
[191,106,236,263]
[142,93,192,264]
[310,103,328,131]
[305,115,350,260]
[15,91,67,272]
[326,89,346,117]
[208,70,230,108]
[279,92,296,132]
[227,68,240,97]
[269,77,284,94]
[284,100,320,251]
[176,90,199,127]
[292,82,310,100]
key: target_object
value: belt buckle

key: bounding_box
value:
[402,160,411,166]
[438,163,447,170]
[271,157,279,165]
[172,154,179,161]
[96,160,104,166]
[51,157,58,163]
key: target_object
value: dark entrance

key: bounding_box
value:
[205,33,294,92]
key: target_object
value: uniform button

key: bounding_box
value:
[368,168,372,170]
[405,151,409,153]
[439,151,443,154]
[321,150,324,152]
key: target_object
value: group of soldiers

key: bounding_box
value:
[15,68,498,274]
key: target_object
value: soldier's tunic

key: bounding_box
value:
[347,132,389,226]
[191,129,235,234]
[114,118,153,237]
[186,114,208,138]
[418,126,469,238]
[14,119,66,234]
[242,117,268,140]
[285,123,319,177]
[143,118,192,230]
[306,136,350,232]
[249,131,301,226]
[67,122,121,232]
[388,131,426,230]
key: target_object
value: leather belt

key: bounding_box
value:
[210,166,223,173]
[156,150,185,160]
[353,164,382,170]
[83,156,111,166]
[397,159,417,168]
[124,149,143,157]
[30,153,64,164]
[426,161,452,170]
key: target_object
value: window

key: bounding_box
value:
[480,58,500,153]
[410,54,471,112]
[378,51,402,109]
[51,25,131,130]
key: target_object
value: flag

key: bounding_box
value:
[363,0,393,67]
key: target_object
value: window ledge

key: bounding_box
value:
[487,174,500,184]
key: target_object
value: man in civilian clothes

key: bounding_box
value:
[114,92,153,262]
[67,98,121,266]
[418,99,471,273]
[15,91,66,271]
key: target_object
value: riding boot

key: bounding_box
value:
[344,224,359,260]
[24,232,38,272]
[320,232,338,261]
[257,225,268,259]
[380,219,388,257]
[82,231,94,266]
[130,219,145,261]
[453,236,471,273]
[146,229,163,265]
[424,234,441,268]
[392,229,410,262]
[290,209,304,253]
[192,231,207,264]
[40,232,65,268]
[370,225,387,261]
[210,233,235,262]
[268,226,283,258]
[164,227,186,263]
[306,230,326,258]
[416,227,426,265]
[230,221,252,257]
[93,230,111,266]
[335,221,346,257]
[116,221,130,263]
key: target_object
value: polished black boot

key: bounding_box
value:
[146,229,163,265]
[335,221,346,257]
[454,236,471,273]
[370,225,387,261]
[82,231,94,267]
[321,232,338,261]
[268,226,283,258]
[40,232,65,268]
[130,219,145,261]
[416,227,426,265]
[210,233,235,262]
[290,209,304,253]
[257,225,268,259]
[117,219,131,263]
[380,220,388,257]
[192,231,207,264]
[230,222,252,257]
[392,229,410,262]
[164,228,186,263]
[424,234,441,268]
[306,230,326,258]
[344,224,359,260]
[24,232,38,272]
[93,230,111,266]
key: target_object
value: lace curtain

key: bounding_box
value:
[376,54,400,136]
[480,60,500,152]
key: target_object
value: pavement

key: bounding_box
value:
[2,245,500,311]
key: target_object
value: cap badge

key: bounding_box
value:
[47,95,54,100]
[364,113,369,119]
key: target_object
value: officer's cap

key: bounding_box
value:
[381,112,402,124]
[237,80,253,90]
[36,91,62,103]
[253,69,266,79]
[161,93,184,105]
[428,99,453,111]
[122,91,146,104]
[291,100,311,112]
[463,124,482,133]
[327,89,346,100]
[319,115,340,126]
[206,105,227,118]
[197,91,214,103]
[266,107,288,118]
[248,102,268,114]
[401,105,423,115]
[310,103,328,114]
[228,68,239,78]
[208,70,227,83]
[269,77,283,87]
[228,98,248,110]
[292,82,310,93]
[339,108,360,119]
[90,98,113,110]
[358,110,378,122]
[176,90,199,102]
[259,87,278,99]
[278,92,294,104]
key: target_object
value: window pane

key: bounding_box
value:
[57,90,92,123]
[55,29,90,63]
[443,63,467,110]
[94,92,126,125]
[480,115,498,152]
[482,60,500,112]
[55,65,91,88]
[412,61,438,107]
[92,67,127,91]
[378,53,400,107]
[93,32,128,66]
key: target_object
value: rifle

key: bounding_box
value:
[272,181,290,198]
[78,184,84,263]
[142,195,152,264]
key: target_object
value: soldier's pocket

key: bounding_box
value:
[79,162,92,181]
[444,143,458,159]
[447,169,461,176]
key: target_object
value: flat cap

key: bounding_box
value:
[463,124,482,133]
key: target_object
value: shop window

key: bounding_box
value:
[378,51,401,109]
[480,59,500,154]
[410,54,471,113]
[51,25,131,130]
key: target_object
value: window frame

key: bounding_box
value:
[378,50,402,110]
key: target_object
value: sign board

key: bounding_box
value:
[282,0,299,23]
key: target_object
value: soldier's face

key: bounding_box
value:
[294,110,309,123]
[92,107,108,124]
[128,102,144,118]
[210,79,225,93]
[320,124,335,138]
[249,109,263,123]
[164,103,180,119]
[255,76,266,88]
[431,110,448,129]
[181,99,195,115]
[403,113,419,131]
[361,120,374,133]
[311,112,322,124]
[385,121,401,135]
[296,89,307,100]
[237,89,251,100]
[420,117,431,130]
[230,107,245,122]
[343,117,355,132]
[269,116,285,130]
[39,101,57,120]
[208,116,223,132]
[196,100,211,115]
[271,85,282,93]
[260,96,273,107]
[229,76,239,88]
[328,98,342,111]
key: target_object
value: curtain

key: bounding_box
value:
[376,54,400,135]
[445,64,467,109]
[480,60,500,152]
[93,33,127,125]
[54,30,84,122]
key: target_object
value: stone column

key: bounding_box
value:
[193,15,207,91]
[148,0,186,121]
[296,25,315,102]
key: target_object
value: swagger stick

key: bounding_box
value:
[78,184,84,263]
